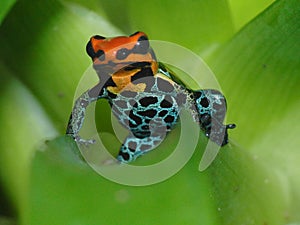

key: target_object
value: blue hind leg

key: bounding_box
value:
[192,89,235,146]
[117,135,163,163]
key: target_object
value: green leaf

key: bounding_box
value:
[0,216,16,225]
[29,137,219,225]
[0,65,57,224]
[228,0,275,30]
[0,0,299,224]
[252,103,300,221]
[209,0,300,148]
[28,136,286,225]
[0,0,16,25]
[208,0,300,221]
[0,0,121,132]
[101,0,235,54]
[208,144,287,225]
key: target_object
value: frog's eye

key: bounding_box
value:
[133,35,149,54]
[116,48,130,60]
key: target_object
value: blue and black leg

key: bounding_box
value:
[66,82,107,145]
[117,134,164,163]
[192,89,236,146]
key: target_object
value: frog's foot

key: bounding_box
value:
[226,123,236,130]
[206,123,236,146]
[116,135,163,163]
[73,135,96,146]
[221,123,236,146]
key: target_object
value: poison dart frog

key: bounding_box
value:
[66,31,236,163]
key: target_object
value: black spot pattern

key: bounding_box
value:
[158,110,168,117]
[129,120,137,128]
[107,91,117,99]
[160,96,173,108]
[141,125,149,130]
[131,67,154,83]
[193,91,202,100]
[120,150,130,161]
[200,97,209,108]
[139,97,158,107]
[129,111,142,126]
[128,142,137,152]
[164,115,175,123]
[133,131,151,138]
[107,69,234,163]
[111,81,180,144]
[138,109,157,118]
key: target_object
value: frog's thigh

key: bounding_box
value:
[117,135,163,163]
[193,89,227,121]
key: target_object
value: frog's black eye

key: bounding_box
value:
[93,35,106,40]
[133,35,149,54]
[116,48,130,60]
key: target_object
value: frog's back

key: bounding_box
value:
[109,73,190,138]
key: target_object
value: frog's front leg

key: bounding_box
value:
[116,134,163,163]
[66,83,106,145]
[192,89,236,146]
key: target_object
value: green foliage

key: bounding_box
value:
[0,0,16,24]
[228,0,275,30]
[0,0,299,224]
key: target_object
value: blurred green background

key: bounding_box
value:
[0,0,300,224]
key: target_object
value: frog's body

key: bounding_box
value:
[66,32,235,163]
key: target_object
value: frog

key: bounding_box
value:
[66,31,236,163]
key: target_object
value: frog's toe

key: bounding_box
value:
[117,145,135,163]
[205,123,233,146]
[220,123,236,146]
[226,123,236,130]
[74,136,96,146]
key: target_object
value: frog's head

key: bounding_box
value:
[86,31,158,78]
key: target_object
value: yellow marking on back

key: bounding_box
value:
[107,83,146,94]
[108,68,148,94]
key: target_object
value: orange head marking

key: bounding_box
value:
[86,31,158,76]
